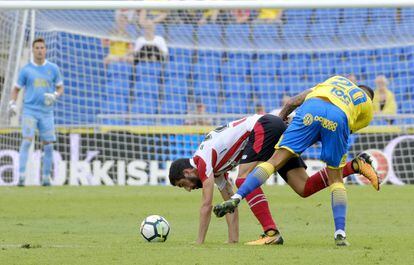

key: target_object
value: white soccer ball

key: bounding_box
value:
[140,215,170,242]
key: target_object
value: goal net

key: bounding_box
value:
[0,3,413,186]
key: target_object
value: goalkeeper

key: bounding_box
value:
[213,76,377,246]
[169,112,378,245]
[8,37,64,186]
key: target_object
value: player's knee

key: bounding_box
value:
[293,186,307,198]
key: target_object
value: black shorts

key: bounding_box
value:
[240,114,307,182]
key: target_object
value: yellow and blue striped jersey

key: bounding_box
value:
[305,76,373,132]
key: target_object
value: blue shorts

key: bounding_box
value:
[21,111,56,142]
[277,98,350,168]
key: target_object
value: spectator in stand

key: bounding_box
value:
[373,75,397,124]
[270,94,292,117]
[198,9,231,25]
[102,13,134,65]
[173,9,202,24]
[231,9,251,24]
[139,8,168,26]
[134,21,168,63]
[254,9,283,23]
[255,104,266,115]
[185,102,212,126]
[346,74,358,84]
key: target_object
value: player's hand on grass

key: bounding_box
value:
[7,100,17,117]
[44,91,58,106]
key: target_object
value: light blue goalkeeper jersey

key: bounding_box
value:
[16,60,63,114]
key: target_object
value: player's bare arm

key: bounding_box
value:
[220,178,239,243]
[7,86,21,117]
[279,89,312,121]
[196,176,215,244]
[56,84,64,97]
[10,86,20,101]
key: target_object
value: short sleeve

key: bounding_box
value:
[54,65,63,86]
[16,67,27,88]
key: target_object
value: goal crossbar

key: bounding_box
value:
[1,0,414,10]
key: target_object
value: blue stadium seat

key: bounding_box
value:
[251,53,282,75]
[395,22,414,40]
[252,75,277,93]
[169,47,193,63]
[283,9,313,24]
[167,24,194,45]
[342,8,369,20]
[221,54,251,76]
[136,62,162,78]
[256,91,281,111]
[364,22,395,40]
[222,81,251,97]
[221,98,249,114]
[308,22,337,46]
[401,8,414,20]
[370,8,397,23]
[280,23,308,48]
[106,62,133,78]
[164,60,191,77]
[161,96,187,114]
[196,97,219,113]
[105,62,133,96]
[196,50,223,64]
[134,80,159,99]
[139,24,165,37]
[130,96,158,114]
[101,96,129,114]
[280,59,307,75]
[192,62,220,78]
[163,78,188,96]
[197,24,223,47]
[193,80,220,97]
[252,23,281,49]
[337,21,365,41]
[224,24,252,49]
[313,9,341,23]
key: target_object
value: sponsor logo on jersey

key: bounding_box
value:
[303,113,313,126]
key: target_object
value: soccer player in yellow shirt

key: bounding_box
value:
[213,76,379,246]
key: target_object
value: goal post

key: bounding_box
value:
[0,1,413,186]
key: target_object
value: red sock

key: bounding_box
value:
[342,160,356,176]
[235,178,277,232]
[303,161,355,197]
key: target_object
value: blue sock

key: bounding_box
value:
[42,143,54,179]
[19,139,32,180]
[237,162,275,198]
[330,183,347,233]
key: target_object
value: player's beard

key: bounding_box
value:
[195,178,203,189]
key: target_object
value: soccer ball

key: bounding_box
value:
[140,215,170,242]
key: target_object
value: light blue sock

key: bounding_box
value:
[330,183,347,233]
[42,143,54,179]
[19,139,32,180]
[237,162,274,198]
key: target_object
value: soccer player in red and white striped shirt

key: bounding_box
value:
[169,114,376,245]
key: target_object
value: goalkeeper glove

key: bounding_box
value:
[7,100,17,117]
[44,91,59,106]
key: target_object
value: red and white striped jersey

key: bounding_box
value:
[189,114,262,183]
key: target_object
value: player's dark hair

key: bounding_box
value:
[169,158,193,186]
[32,37,46,47]
[358,85,374,100]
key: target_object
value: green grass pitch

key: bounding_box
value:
[1,185,413,265]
